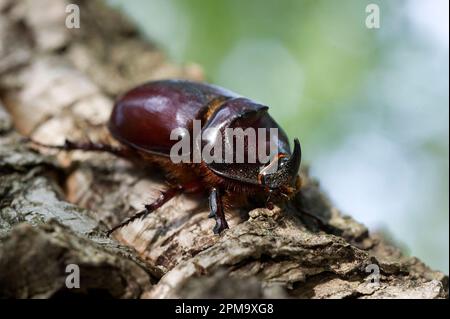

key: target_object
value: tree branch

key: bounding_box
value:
[0,0,447,299]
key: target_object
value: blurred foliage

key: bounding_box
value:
[107,0,449,273]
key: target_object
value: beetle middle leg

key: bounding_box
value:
[107,180,203,236]
[208,187,229,234]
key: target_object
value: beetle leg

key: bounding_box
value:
[208,187,229,234]
[265,188,274,210]
[107,185,184,236]
[298,207,344,235]
[28,138,134,159]
[107,181,203,236]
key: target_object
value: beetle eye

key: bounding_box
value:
[278,156,289,168]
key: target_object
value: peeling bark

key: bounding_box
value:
[0,0,447,299]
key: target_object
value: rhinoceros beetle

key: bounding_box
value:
[32,80,303,235]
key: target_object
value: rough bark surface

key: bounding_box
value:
[0,0,447,299]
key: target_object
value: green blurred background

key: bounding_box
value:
[107,0,449,273]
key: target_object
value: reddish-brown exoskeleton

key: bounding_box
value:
[32,80,302,235]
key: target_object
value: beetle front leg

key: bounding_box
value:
[208,187,229,234]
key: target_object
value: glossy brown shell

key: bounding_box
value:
[109,80,237,155]
[108,80,291,185]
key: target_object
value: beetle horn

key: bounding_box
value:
[260,138,301,188]
[284,138,302,182]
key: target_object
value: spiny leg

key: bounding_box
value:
[107,181,203,236]
[107,185,183,236]
[208,187,229,234]
[296,195,323,225]
[28,138,134,159]
[299,208,326,226]
[295,193,340,234]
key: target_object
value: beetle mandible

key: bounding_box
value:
[33,80,302,235]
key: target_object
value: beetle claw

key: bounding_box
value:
[212,220,222,234]
[208,207,228,234]
[64,139,74,149]
[212,218,229,234]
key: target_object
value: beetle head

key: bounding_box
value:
[258,138,301,190]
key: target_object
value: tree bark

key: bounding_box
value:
[0,0,447,299]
